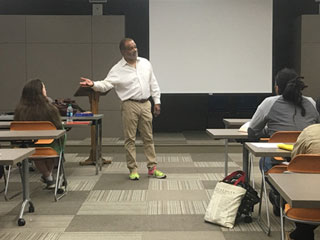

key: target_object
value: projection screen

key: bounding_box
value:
[149,0,273,93]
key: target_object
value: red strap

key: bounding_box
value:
[223,170,246,185]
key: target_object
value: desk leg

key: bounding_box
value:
[98,119,111,166]
[54,138,67,201]
[224,139,228,177]
[242,144,249,182]
[99,118,103,171]
[18,158,34,226]
[95,120,99,175]
[280,197,285,240]
[79,119,111,168]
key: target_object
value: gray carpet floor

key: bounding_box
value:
[0,133,319,240]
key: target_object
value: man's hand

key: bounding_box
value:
[153,104,161,117]
[80,77,94,87]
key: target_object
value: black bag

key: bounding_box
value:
[0,166,4,179]
[223,170,260,223]
[52,98,85,116]
[237,183,260,220]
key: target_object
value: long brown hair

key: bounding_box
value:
[14,79,62,129]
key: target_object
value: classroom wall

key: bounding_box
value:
[294,15,320,100]
[0,0,319,133]
[0,15,124,139]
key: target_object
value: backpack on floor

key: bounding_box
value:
[223,170,260,223]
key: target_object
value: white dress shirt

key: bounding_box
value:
[92,57,161,104]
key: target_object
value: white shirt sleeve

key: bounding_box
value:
[150,65,161,104]
[92,67,117,93]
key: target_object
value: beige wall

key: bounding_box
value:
[0,15,124,139]
[294,15,320,100]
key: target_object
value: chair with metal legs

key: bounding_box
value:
[1,165,13,200]
[257,131,301,235]
[9,121,67,201]
[279,154,320,240]
[2,165,23,201]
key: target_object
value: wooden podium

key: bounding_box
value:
[74,86,111,166]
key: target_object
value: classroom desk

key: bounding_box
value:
[223,118,251,128]
[268,173,320,208]
[244,142,292,186]
[245,142,293,236]
[0,114,104,174]
[0,120,92,129]
[0,130,66,141]
[0,130,67,201]
[244,142,291,158]
[0,121,12,129]
[0,148,35,226]
[206,129,248,177]
[66,114,104,174]
[0,115,13,121]
[268,173,320,240]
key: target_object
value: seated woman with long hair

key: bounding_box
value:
[14,79,64,189]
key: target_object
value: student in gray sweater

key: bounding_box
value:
[248,68,320,172]
[248,68,320,217]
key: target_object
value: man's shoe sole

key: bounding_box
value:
[148,175,167,179]
[129,177,139,180]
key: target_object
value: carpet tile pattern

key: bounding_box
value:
[1,132,319,240]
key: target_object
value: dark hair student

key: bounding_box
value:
[248,68,319,217]
[249,67,319,140]
[275,68,308,117]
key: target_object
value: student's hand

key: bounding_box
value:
[80,77,94,87]
[154,104,161,117]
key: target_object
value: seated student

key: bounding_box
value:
[248,68,319,216]
[316,96,320,113]
[286,123,320,240]
[14,79,65,189]
[248,68,320,172]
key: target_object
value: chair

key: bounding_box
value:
[257,131,301,235]
[279,154,320,240]
[6,121,67,201]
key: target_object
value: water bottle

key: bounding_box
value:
[66,104,73,122]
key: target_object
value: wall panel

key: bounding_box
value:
[0,15,124,139]
[0,44,26,111]
[0,15,25,43]
[26,15,91,43]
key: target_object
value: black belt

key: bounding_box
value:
[127,98,149,103]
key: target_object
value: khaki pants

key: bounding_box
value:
[121,100,157,173]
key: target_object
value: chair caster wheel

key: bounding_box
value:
[244,216,252,223]
[18,218,25,226]
[57,188,64,194]
[29,206,35,213]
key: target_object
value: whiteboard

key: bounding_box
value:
[150,0,273,93]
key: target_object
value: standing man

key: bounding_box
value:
[80,38,166,180]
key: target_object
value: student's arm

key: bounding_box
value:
[248,99,271,139]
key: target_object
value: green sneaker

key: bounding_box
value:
[148,167,166,179]
[129,172,140,180]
